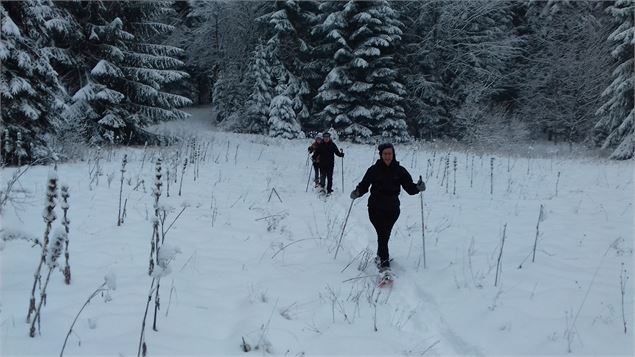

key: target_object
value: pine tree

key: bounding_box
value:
[351,0,408,142]
[314,0,408,142]
[166,1,269,107]
[0,0,67,163]
[49,1,191,145]
[268,94,302,139]
[244,42,273,134]
[264,0,318,127]
[213,66,248,124]
[594,0,634,160]
[396,1,453,140]
[306,1,342,131]
[312,1,355,135]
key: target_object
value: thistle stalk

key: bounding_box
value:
[61,185,71,284]
[27,171,58,323]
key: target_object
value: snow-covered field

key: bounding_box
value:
[1,108,633,356]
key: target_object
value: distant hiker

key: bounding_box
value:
[308,135,322,187]
[349,143,426,271]
[317,132,344,194]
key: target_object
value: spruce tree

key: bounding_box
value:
[594,0,634,160]
[49,1,191,145]
[213,66,248,124]
[312,1,354,136]
[351,0,408,142]
[314,0,408,142]
[268,94,303,139]
[0,0,67,163]
[244,42,273,134]
[264,0,318,127]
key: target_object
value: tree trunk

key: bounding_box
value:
[197,75,211,105]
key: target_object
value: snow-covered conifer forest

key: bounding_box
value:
[1,1,633,356]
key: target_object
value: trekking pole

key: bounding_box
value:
[419,175,427,269]
[334,198,355,259]
[341,149,344,192]
[305,162,313,192]
[303,153,310,183]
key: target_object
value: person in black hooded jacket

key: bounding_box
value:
[350,143,426,270]
[317,132,344,194]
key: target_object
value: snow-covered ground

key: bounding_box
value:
[1,107,633,356]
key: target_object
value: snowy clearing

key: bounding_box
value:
[1,107,633,357]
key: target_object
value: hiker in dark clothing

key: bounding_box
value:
[350,143,426,269]
[308,135,322,186]
[317,132,344,194]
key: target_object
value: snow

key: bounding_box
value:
[91,60,123,78]
[323,12,345,30]
[0,106,633,356]
[362,37,391,48]
[16,51,33,71]
[9,77,34,96]
[19,102,40,120]
[46,229,66,268]
[98,113,125,128]
[2,16,21,37]
[351,57,369,69]
[104,272,117,291]
[0,41,9,60]
[72,83,124,104]
[354,46,381,57]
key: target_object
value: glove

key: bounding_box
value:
[350,189,360,199]
[340,149,345,157]
[416,178,426,192]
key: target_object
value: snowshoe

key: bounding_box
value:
[378,267,395,288]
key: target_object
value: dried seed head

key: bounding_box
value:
[61,185,69,199]
[104,272,117,290]
[42,207,57,223]
[46,229,66,268]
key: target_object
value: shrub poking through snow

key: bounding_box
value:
[494,223,508,287]
[178,158,187,196]
[27,170,58,324]
[620,263,629,334]
[118,154,127,226]
[60,273,117,357]
[60,184,71,285]
[29,228,66,337]
[138,158,182,354]
[532,204,545,263]
[148,158,162,276]
[490,157,495,196]
[453,156,457,195]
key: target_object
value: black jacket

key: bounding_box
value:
[317,141,343,168]
[355,159,420,209]
[308,142,320,164]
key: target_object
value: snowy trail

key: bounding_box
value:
[152,108,483,355]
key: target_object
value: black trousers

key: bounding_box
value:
[368,206,400,267]
[319,165,334,192]
[313,163,320,184]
